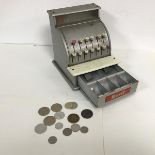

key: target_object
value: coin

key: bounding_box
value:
[80,126,89,133]
[51,103,62,112]
[43,116,56,126]
[67,114,80,123]
[38,107,50,116]
[71,124,80,132]
[65,102,78,109]
[63,128,72,136]
[81,109,93,119]
[54,112,65,120]
[34,123,47,134]
[55,122,63,130]
[48,136,57,144]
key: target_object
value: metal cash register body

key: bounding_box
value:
[47,3,138,108]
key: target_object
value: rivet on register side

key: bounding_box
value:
[47,3,138,108]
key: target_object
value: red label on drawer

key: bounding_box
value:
[105,87,131,102]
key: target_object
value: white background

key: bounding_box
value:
[0,0,155,155]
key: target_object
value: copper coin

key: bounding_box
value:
[81,109,93,119]
[80,126,89,133]
[38,107,50,116]
[63,128,72,136]
[65,102,78,109]
[43,116,56,126]
[67,114,80,123]
[51,103,62,112]
[48,136,57,144]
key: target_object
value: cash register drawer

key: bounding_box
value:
[78,65,138,107]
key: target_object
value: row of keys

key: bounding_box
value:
[69,45,107,57]
[70,33,107,46]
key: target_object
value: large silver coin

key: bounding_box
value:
[51,103,62,112]
[65,102,78,110]
[34,123,47,134]
[55,122,63,130]
[43,116,56,126]
[54,112,65,120]
[71,124,80,132]
[38,107,50,116]
[63,128,72,136]
[48,136,57,144]
[80,126,89,133]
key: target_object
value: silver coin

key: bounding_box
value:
[65,102,78,110]
[43,116,56,126]
[54,112,65,120]
[51,103,62,112]
[48,136,57,144]
[63,128,72,136]
[71,124,80,132]
[80,126,89,133]
[38,107,50,116]
[55,122,63,130]
[34,123,47,134]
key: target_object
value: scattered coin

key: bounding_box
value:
[51,103,62,112]
[54,112,65,120]
[65,102,78,110]
[38,107,50,116]
[80,126,89,133]
[43,116,56,126]
[48,136,57,144]
[81,109,93,119]
[71,124,80,132]
[55,122,63,130]
[34,123,47,134]
[67,114,80,123]
[63,128,72,136]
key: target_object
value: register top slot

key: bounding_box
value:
[47,3,100,16]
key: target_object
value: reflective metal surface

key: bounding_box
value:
[51,103,62,112]
[38,107,50,116]
[54,112,65,120]
[34,123,47,134]
[81,109,93,119]
[80,126,89,133]
[67,114,80,123]
[63,128,72,136]
[71,124,80,132]
[43,116,56,126]
[48,136,57,144]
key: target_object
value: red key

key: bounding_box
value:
[71,40,76,45]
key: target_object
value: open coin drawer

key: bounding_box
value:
[78,65,138,107]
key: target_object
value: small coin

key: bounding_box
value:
[71,124,80,132]
[54,112,65,120]
[63,128,72,136]
[43,116,56,126]
[81,109,93,119]
[48,136,57,144]
[65,102,78,109]
[34,123,47,134]
[55,122,63,130]
[67,114,80,123]
[38,107,50,116]
[80,126,89,133]
[51,103,62,112]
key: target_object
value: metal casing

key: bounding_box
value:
[47,4,138,107]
